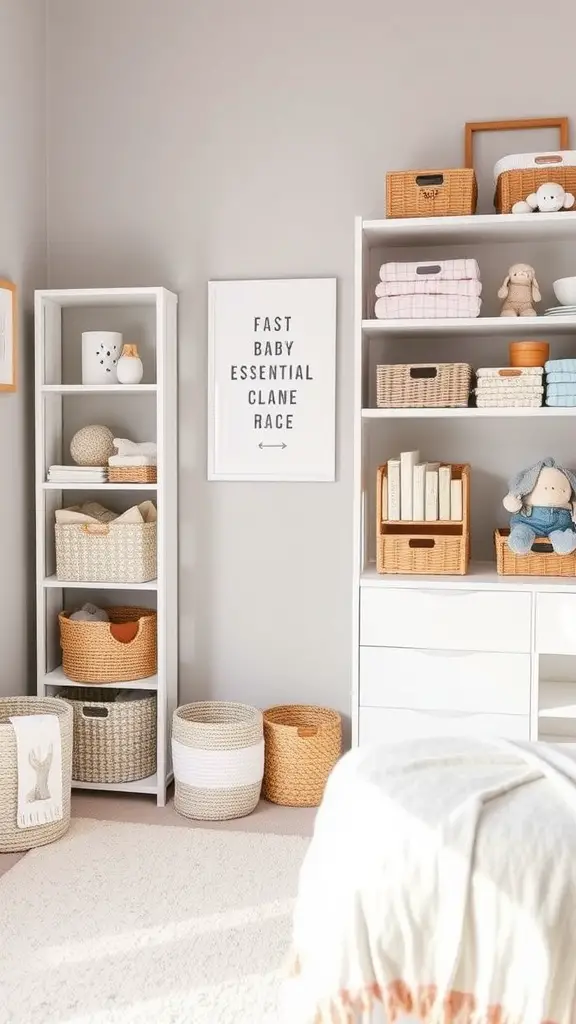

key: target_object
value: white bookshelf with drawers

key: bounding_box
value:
[34,287,178,805]
[353,213,576,749]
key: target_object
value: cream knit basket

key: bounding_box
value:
[0,696,73,853]
[172,702,264,821]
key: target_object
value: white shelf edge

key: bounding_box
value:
[362,407,576,419]
[42,575,158,591]
[361,211,576,246]
[360,562,576,593]
[41,384,157,393]
[361,316,576,336]
[43,482,157,491]
[43,668,159,691]
[72,774,159,795]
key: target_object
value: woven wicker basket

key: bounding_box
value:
[386,168,477,218]
[0,696,73,853]
[59,688,157,783]
[59,606,157,683]
[108,466,157,484]
[495,167,576,214]
[495,528,576,577]
[55,518,156,583]
[376,363,472,409]
[262,705,342,807]
[172,702,264,821]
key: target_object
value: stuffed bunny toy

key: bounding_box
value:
[512,181,575,215]
[503,457,576,554]
[498,263,541,317]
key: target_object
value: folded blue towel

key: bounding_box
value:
[545,358,576,373]
[546,395,576,407]
[546,382,576,397]
[546,372,576,383]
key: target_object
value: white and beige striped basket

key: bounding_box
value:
[0,696,73,853]
[172,702,264,821]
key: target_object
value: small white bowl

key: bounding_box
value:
[553,277,576,306]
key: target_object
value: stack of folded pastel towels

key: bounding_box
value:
[375,258,482,319]
[474,367,544,408]
[545,359,576,407]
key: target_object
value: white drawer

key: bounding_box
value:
[359,707,530,746]
[537,594,576,654]
[359,647,531,715]
[360,587,531,653]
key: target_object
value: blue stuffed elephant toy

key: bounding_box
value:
[503,457,576,555]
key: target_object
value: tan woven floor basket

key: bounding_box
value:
[495,167,576,214]
[386,168,477,218]
[262,705,342,807]
[59,606,157,683]
[0,696,73,853]
[376,363,472,409]
[495,529,576,577]
[172,702,264,821]
[108,466,157,484]
[59,687,157,783]
[376,464,471,576]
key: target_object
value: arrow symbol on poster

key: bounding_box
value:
[258,442,287,450]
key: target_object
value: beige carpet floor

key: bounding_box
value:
[0,817,310,1023]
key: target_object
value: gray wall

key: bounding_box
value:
[45,0,576,721]
[0,0,46,695]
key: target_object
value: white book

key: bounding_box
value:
[438,465,452,521]
[400,450,420,520]
[387,458,401,521]
[451,479,463,521]
[412,463,426,521]
[425,468,439,521]
[380,470,388,521]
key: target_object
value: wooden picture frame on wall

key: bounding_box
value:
[0,280,17,392]
[464,117,570,169]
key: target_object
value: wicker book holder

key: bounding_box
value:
[376,463,471,575]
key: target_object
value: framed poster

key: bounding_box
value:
[0,281,16,392]
[208,278,336,481]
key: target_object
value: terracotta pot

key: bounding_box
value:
[509,341,549,368]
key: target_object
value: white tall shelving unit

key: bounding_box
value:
[34,287,178,806]
[353,212,576,751]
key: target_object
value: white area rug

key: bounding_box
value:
[0,818,309,1023]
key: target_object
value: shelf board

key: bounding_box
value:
[36,287,175,308]
[362,316,576,337]
[43,481,157,491]
[41,384,157,394]
[42,575,158,590]
[42,667,158,691]
[360,562,576,592]
[362,211,576,247]
[362,407,576,419]
[71,773,159,795]
[539,683,576,719]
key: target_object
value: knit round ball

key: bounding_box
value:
[70,425,115,467]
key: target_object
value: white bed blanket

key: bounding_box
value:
[288,737,576,1024]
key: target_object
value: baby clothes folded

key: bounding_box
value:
[545,359,576,374]
[546,395,576,407]
[546,372,576,384]
[375,279,482,298]
[108,454,157,467]
[375,295,481,319]
[544,360,576,405]
[375,259,482,320]
[48,465,107,481]
[379,259,480,283]
[545,382,576,397]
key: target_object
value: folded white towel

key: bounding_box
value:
[108,455,157,467]
[113,438,157,458]
[48,465,107,474]
[8,714,63,828]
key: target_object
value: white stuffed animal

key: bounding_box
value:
[512,181,575,214]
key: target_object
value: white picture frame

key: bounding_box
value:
[208,278,337,481]
[0,281,16,392]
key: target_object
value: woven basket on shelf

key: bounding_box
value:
[376,363,472,409]
[495,529,576,577]
[386,168,477,218]
[262,705,342,807]
[0,696,73,853]
[495,167,576,214]
[55,518,156,584]
[172,702,264,821]
[59,606,157,683]
[108,466,157,484]
[59,688,157,784]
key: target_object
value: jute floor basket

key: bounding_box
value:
[263,705,342,807]
[59,606,157,683]
[0,696,73,853]
[172,702,264,821]
[59,688,157,784]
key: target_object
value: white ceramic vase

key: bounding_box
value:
[116,344,144,385]
[82,332,122,385]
